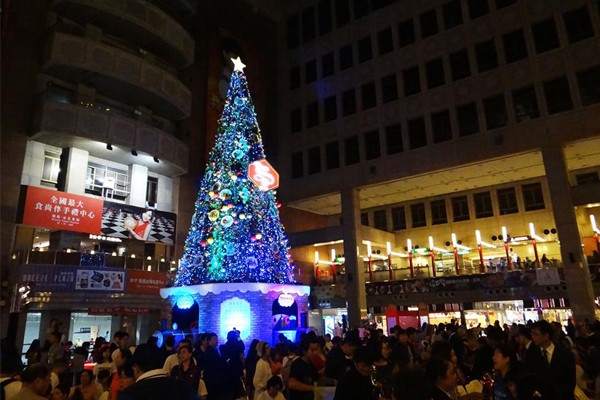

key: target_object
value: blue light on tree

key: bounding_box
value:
[176,294,195,310]
[174,57,295,286]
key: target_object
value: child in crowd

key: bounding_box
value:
[256,376,285,400]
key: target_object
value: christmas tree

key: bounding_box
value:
[175,58,296,286]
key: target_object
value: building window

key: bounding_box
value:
[449,49,471,81]
[339,44,354,70]
[373,210,387,231]
[431,199,448,225]
[286,14,300,49]
[290,108,302,133]
[318,0,333,35]
[358,36,373,63]
[563,6,594,43]
[292,152,304,178]
[425,58,445,89]
[408,117,427,149]
[431,110,452,143]
[354,0,370,18]
[532,19,560,54]
[577,66,600,106]
[85,162,129,200]
[475,39,498,72]
[324,95,337,122]
[495,0,517,9]
[451,196,470,222]
[467,0,489,19]
[502,29,528,63]
[321,52,335,77]
[364,130,381,160]
[335,0,351,27]
[456,102,480,136]
[305,60,317,84]
[306,101,319,128]
[411,203,427,228]
[483,94,508,130]
[345,136,360,165]
[342,88,357,116]
[41,150,61,185]
[361,82,377,110]
[576,172,600,185]
[381,74,398,103]
[497,187,519,215]
[443,0,463,30]
[543,76,573,114]
[398,18,416,47]
[391,206,407,230]
[146,177,158,207]
[385,123,403,155]
[512,86,540,122]
[326,141,340,170]
[302,7,316,43]
[377,28,394,55]
[290,66,300,90]
[420,9,439,39]
[308,147,321,174]
[522,182,545,211]
[403,66,421,96]
[474,192,494,218]
[361,212,369,226]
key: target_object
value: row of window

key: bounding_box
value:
[290,65,600,169]
[287,0,527,50]
[361,182,545,232]
[290,5,596,92]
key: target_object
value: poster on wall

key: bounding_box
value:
[101,201,176,244]
[127,269,168,294]
[21,186,103,234]
[75,269,125,291]
[19,265,125,292]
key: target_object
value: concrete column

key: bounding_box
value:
[128,164,148,208]
[542,144,596,322]
[60,148,89,195]
[20,141,46,187]
[157,175,173,212]
[341,188,367,328]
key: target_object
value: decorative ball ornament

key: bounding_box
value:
[239,213,246,220]
[221,216,234,228]
[247,257,258,269]
[219,189,232,201]
[234,97,245,106]
[232,149,244,160]
[207,237,214,244]
[201,241,207,246]
[208,191,215,198]
[208,210,220,221]
[256,233,262,240]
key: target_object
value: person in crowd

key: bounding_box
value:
[324,334,333,354]
[109,332,122,357]
[50,359,66,390]
[528,320,576,400]
[202,333,225,400]
[96,370,111,400]
[310,337,326,375]
[72,342,91,383]
[70,369,100,400]
[109,348,132,400]
[245,339,260,400]
[48,332,65,367]
[12,363,51,400]
[116,344,198,400]
[219,330,245,399]
[160,335,176,364]
[256,375,285,400]
[372,338,393,399]
[117,362,136,394]
[254,341,273,399]
[1,353,23,400]
[193,333,209,371]
[394,328,419,370]
[170,344,201,393]
[492,344,521,400]
[281,342,299,392]
[288,338,319,400]
[163,339,192,375]
[324,336,356,381]
[333,346,376,400]
[51,384,71,400]
[93,345,112,379]
[110,332,130,363]
[26,339,43,366]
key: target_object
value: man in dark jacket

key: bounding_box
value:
[333,347,375,400]
[325,337,356,381]
[219,330,245,400]
[117,344,199,400]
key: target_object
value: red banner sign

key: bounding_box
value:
[88,307,150,315]
[248,159,279,192]
[22,186,103,234]
[126,269,167,294]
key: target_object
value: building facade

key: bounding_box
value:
[275,0,600,331]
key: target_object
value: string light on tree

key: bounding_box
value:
[175,57,296,286]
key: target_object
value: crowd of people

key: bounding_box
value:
[3,317,600,400]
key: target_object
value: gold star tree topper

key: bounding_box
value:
[231,57,246,72]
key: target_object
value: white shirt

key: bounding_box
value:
[163,353,179,376]
[0,377,22,400]
[137,369,167,382]
[542,342,555,364]
[257,391,286,400]
[253,359,273,398]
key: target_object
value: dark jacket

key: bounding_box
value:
[333,364,375,400]
[325,347,352,381]
[525,344,576,400]
[117,371,199,400]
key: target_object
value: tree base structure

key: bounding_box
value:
[160,283,310,344]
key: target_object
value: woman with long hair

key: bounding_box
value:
[69,370,100,400]
[26,339,42,365]
[170,344,201,393]
[245,339,260,400]
[92,345,112,379]
[253,342,273,399]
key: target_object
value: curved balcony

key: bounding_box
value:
[41,32,192,121]
[34,100,189,176]
[51,0,195,67]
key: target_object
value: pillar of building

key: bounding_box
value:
[59,147,89,195]
[157,176,174,212]
[128,164,148,208]
[542,144,596,322]
[341,188,367,328]
[20,141,46,187]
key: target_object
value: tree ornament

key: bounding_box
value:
[221,215,234,228]
[208,210,220,222]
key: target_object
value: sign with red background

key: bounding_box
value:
[23,186,103,234]
[126,269,167,294]
[248,159,279,192]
